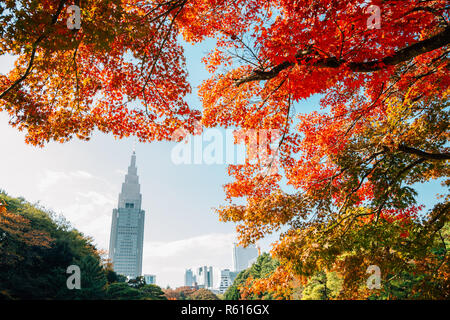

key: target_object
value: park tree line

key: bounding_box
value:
[0,192,165,300]
[224,245,450,300]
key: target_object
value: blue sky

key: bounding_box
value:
[0,38,445,288]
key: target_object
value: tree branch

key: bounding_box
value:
[398,145,450,160]
[235,26,450,86]
[0,0,68,100]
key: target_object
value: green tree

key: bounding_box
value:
[0,192,105,300]
[224,269,250,300]
[128,276,146,289]
[224,253,279,300]
[140,284,167,300]
[106,283,142,300]
[374,222,450,300]
[301,272,342,300]
[105,268,126,284]
[74,255,107,300]
[0,192,169,301]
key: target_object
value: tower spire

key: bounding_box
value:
[129,149,137,169]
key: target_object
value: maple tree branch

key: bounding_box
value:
[401,6,450,26]
[423,202,450,234]
[374,157,427,223]
[141,0,186,98]
[432,229,448,276]
[397,145,450,160]
[0,0,68,100]
[145,0,186,22]
[262,86,291,177]
[72,42,81,113]
[336,157,384,216]
[235,26,450,86]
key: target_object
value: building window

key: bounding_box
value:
[125,203,134,208]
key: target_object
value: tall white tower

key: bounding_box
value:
[109,151,145,278]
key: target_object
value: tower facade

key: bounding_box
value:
[233,243,259,272]
[184,269,196,287]
[219,269,239,294]
[109,151,145,279]
[196,266,213,289]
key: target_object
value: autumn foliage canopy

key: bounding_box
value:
[1,0,449,298]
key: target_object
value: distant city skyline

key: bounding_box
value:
[182,244,261,292]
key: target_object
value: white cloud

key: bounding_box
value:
[38,170,94,191]
[34,169,116,251]
[145,233,235,259]
[115,169,127,176]
[76,191,115,207]
[72,170,94,179]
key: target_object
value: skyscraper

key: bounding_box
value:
[233,243,259,272]
[144,274,156,285]
[184,269,196,287]
[196,266,213,289]
[109,151,145,279]
[219,269,239,294]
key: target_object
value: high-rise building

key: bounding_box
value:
[184,269,196,287]
[233,243,259,272]
[144,274,156,285]
[219,269,239,294]
[196,266,213,289]
[109,151,145,279]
